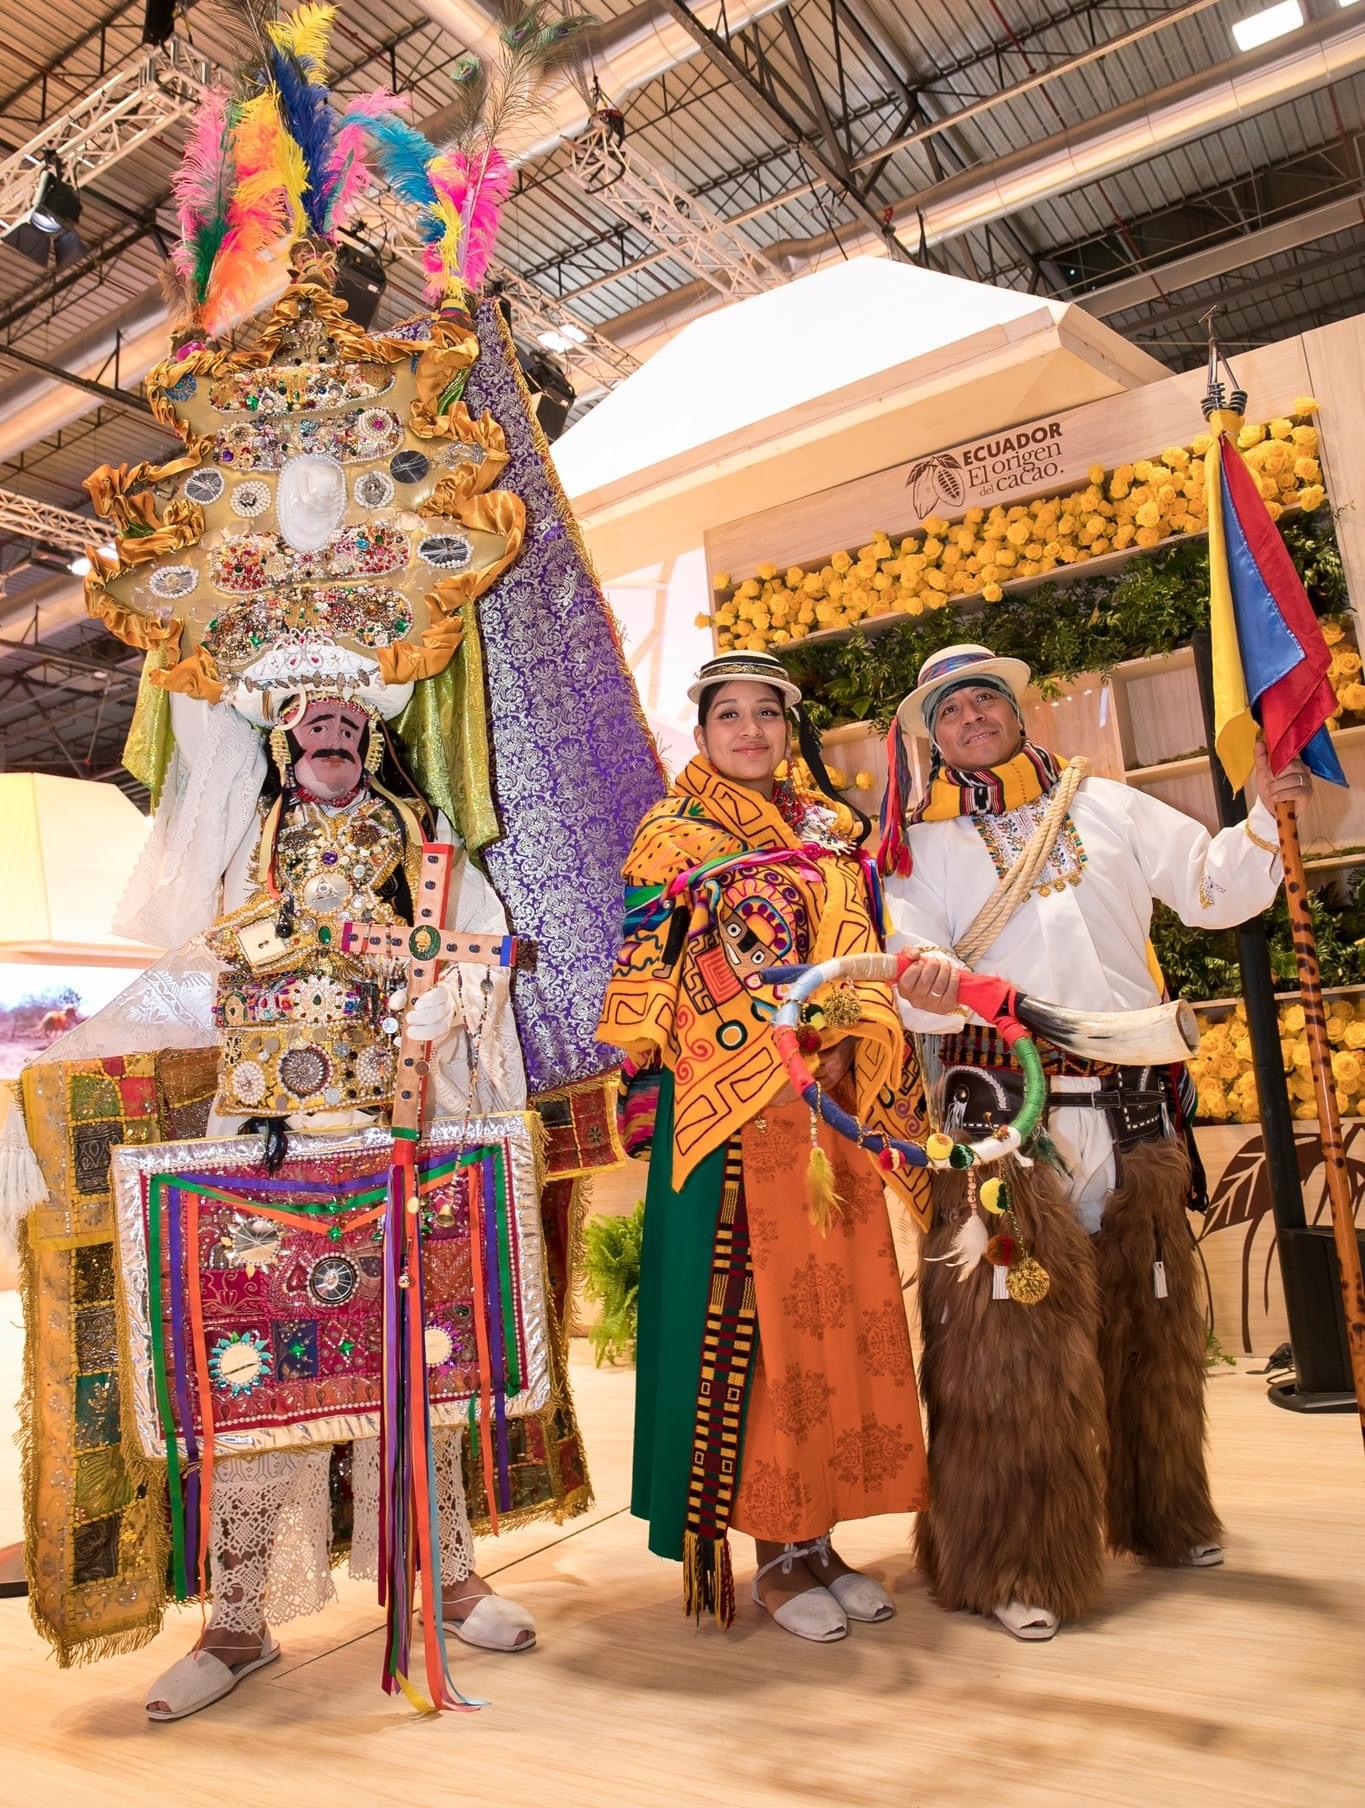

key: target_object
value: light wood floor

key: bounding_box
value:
[0,1290,1362,1808]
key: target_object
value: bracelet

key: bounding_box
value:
[1244,821,1279,856]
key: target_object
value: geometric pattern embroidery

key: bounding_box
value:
[830,1415,915,1490]
[781,1255,852,1336]
[766,1361,836,1445]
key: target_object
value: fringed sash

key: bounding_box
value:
[681,1143,757,1627]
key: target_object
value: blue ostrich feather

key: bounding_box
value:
[344,111,438,212]
[267,45,337,233]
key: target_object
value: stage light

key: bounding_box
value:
[2,161,85,268]
[537,323,588,353]
[1231,2,1304,51]
[68,555,92,577]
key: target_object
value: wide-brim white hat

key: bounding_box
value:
[687,650,802,709]
[895,642,1032,739]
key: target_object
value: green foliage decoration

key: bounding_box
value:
[782,513,1347,731]
[582,1202,645,1367]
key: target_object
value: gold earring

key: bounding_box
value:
[364,722,384,772]
[269,726,292,783]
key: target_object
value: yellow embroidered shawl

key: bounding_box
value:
[597,757,931,1225]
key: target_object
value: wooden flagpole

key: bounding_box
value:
[1270,801,1365,1448]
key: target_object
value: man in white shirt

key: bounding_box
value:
[884,641,1311,1640]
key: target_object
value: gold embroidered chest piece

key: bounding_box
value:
[272,791,406,922]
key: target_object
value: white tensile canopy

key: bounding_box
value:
[0,773,162,966]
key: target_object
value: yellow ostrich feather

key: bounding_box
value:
[268,2,337,80]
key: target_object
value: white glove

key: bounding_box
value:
[404,979,459,1044]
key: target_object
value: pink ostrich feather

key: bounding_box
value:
[325,88,408,233]
[169,87,231,283]
[430,144,513,292]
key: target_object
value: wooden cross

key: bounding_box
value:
[326,841,535,1139]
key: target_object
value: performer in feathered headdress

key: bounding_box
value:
[6,2,661,1720]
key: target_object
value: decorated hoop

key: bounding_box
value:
[767,951,1048,1172]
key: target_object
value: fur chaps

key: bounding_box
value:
[915,1151,1108,1621]
[1093,1138,1222,1562]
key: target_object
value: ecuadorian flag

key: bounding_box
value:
[1206,411,1346,792]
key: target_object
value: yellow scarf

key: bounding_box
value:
[598,757,931,1224]
[911,742,1070,824]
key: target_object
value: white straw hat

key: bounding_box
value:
[895,642,1031,739]
[687,650,802,709]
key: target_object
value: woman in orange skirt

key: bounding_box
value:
[598,651,929,1644]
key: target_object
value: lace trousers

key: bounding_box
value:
[208,1429,474,1631]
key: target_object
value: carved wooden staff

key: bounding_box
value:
[1271,805,1365,1442]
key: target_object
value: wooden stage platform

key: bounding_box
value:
[0,1290,1361,1808]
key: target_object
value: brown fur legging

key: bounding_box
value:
[915,1136,1221,1622]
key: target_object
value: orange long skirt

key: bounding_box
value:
[728,1096,928,1542]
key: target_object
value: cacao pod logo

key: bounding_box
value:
[905,452,965,517]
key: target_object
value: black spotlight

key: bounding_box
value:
[335,238,387,329]
[3,162,84,268]
[516,343,575,442]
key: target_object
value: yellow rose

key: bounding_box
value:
[1292,396,1320,418]
[1238,422,1267,448]
[1088,464,1105,485]
[814,602,835,624]
[1191,433,1212,456]
[1269,418,1294,440]
[1282,1004,1306,1034]
[1260,442,1292,476]
[1322,619,1347,648]
[1280,1039,1295,1071]
[786,566,806,588]
[1297,484,1326,512]
[1291,424,1319,452]
[802,573,825,596]
[716,631,734,649]
[1088,538,1110,557]
[1082,514,1105,539]
[1114,524,1136,548]
[1006,520,1031,547]
[738,578,761,599]
[1345,1023,1365,1049]
[982,582,1003,602]
[1136,501,1161,529]
[768,629,790,645]
[1162,446,1190,469]
[713,571,731,591]
[1340,683,1365,713]
[756,561,777,581]
[1327,1017,1349,1046]
[922,537,944,561]
[1335,651,1361,677]
[995,546,1017,569]
[693,612,713,630]
[830,550,852,573]
[1333,1051,1362,1088]
[925,568,947,591]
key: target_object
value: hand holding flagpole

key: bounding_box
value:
[1201,319,1365,1448]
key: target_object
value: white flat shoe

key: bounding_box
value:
[752,1544,848,1643]
[442,1592,537,1652]
[1181,1543,1224,1568]
[145,1633,281,1721]
[992,1599,1060,1641]
[826,1572,895,1623]
[805,1536,895,1623]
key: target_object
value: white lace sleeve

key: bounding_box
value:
[115,697,266,947]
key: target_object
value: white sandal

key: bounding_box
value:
[752,1544,847,1643]
[1181,1543,1225,1568]
[145,1632,281,1721]
[991,1599,1060,1642]
[441,1592,537,1652]
[805,1535,895,1623]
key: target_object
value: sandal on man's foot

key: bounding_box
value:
[441,1593,537,1652]
[991,1599,1059,1642]
[1180,1543,1224,1568]
[145,1633,280,1721]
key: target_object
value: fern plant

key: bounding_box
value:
[583,1203,645,1367]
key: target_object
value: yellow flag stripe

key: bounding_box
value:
[1207,432,1258,792]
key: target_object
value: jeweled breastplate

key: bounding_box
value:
[209,788,413,1118]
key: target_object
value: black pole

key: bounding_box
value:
[1191,629,1357,1408]
[1191,627,1305,1236]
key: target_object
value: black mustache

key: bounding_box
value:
[308,747,357,760]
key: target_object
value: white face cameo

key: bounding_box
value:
[276,452,347,552]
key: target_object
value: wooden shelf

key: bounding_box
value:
[1125,722,1365,784]
[1193,982,1365,1011]
[1304,848,1365,874]
[1124,749,1211,782]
